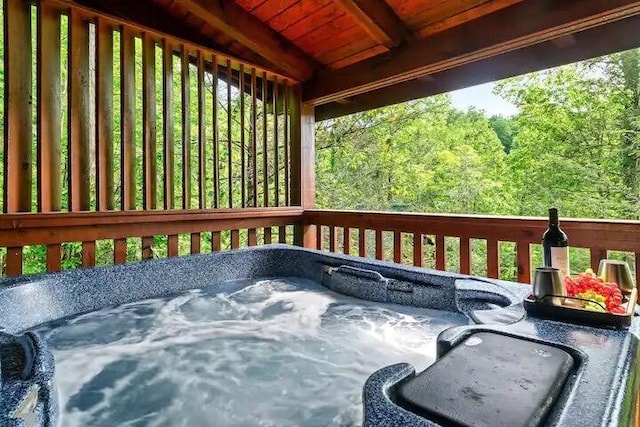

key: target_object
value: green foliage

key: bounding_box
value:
[316,49,640,281]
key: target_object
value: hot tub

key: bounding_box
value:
[0,245,638,426]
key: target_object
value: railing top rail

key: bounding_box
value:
[304,209,640,252]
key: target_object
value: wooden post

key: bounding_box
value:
[290,85,316,247]
[4,0,33,214]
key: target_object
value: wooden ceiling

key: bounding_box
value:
[75,0,640,119]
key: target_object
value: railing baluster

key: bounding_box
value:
[413,233,423,267]
[163,39,175,209]
[343,227,351,255]
[190,233,200,254]
[375,229,383,260]
[635,252,640,289]
[4,0,32,214]
[37,4,62,213]
[69,9,91,211]
[95,18,114,211]
[591,248,607,271]
[279,225,287,243]
[211,231,221,251]
[460,237,471,274]
[46,244,61,272]
[168,235,178,257]
[265,227,273,244]
[181,45,191,209]
[143,33,157,210]
[231,230,240,249]
[142,236,153,260]
[197,50,206,209]
[114,238,127,264]
[487,239,499,279]
[82,241,96,267]
[248,228,257,246]
[359,228,366,257]
[316,226,322,250]
[517,241,531,283]
[435,235,445,270]
[329,227,336,252]
[6,247,23,277]
[394,231,402,263]
[121,28,136,210]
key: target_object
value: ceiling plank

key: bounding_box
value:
[332,0,413,48]
[315,15,640,120]
[304,0,640,104]
[174,0,319,80]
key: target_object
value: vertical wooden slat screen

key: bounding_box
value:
[37,4,61,213]
[163,39,174,209]
[226,59,233,209]
[69,10,91,212]
[181,45,191,209]
[142,33,157,210]
[212,55,220,209]
[197,51,206,209]
[273,79,279,206]
[0,0,301,277]
[4,0,32,214]
[240,64,246,207]
[95,18,114,211]
[120,28,136,210]
[262,71,269,208]
[251,68,258,208]
[283,84,290,206]
[329,227,336,252]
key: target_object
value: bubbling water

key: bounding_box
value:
[35,278,467,427]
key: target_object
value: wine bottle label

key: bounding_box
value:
[550,246,570,277]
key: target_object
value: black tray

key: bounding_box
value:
[523,288,637,329]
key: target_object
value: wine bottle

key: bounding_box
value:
[542,207,570,277]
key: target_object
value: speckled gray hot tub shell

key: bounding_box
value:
[0,245,638,426]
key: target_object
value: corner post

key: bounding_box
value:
[290,85,316,247]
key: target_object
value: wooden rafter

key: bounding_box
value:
[315,15,640,120]
[174,0,318,80]
[304,0,640,104]
[332,0,413,48]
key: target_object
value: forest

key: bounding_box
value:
[1,3,639,280]
[315,48,640,279]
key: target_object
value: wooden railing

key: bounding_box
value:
[0,207,302,276]
[303,209,640,284]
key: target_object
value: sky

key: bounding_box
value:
[449,82,519,117]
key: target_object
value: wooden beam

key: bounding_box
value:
[332,0,412,48]
[174,0,318,80]
[316,14,640,120]
[305,0,640,105]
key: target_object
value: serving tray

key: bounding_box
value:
[523,288,637,329]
